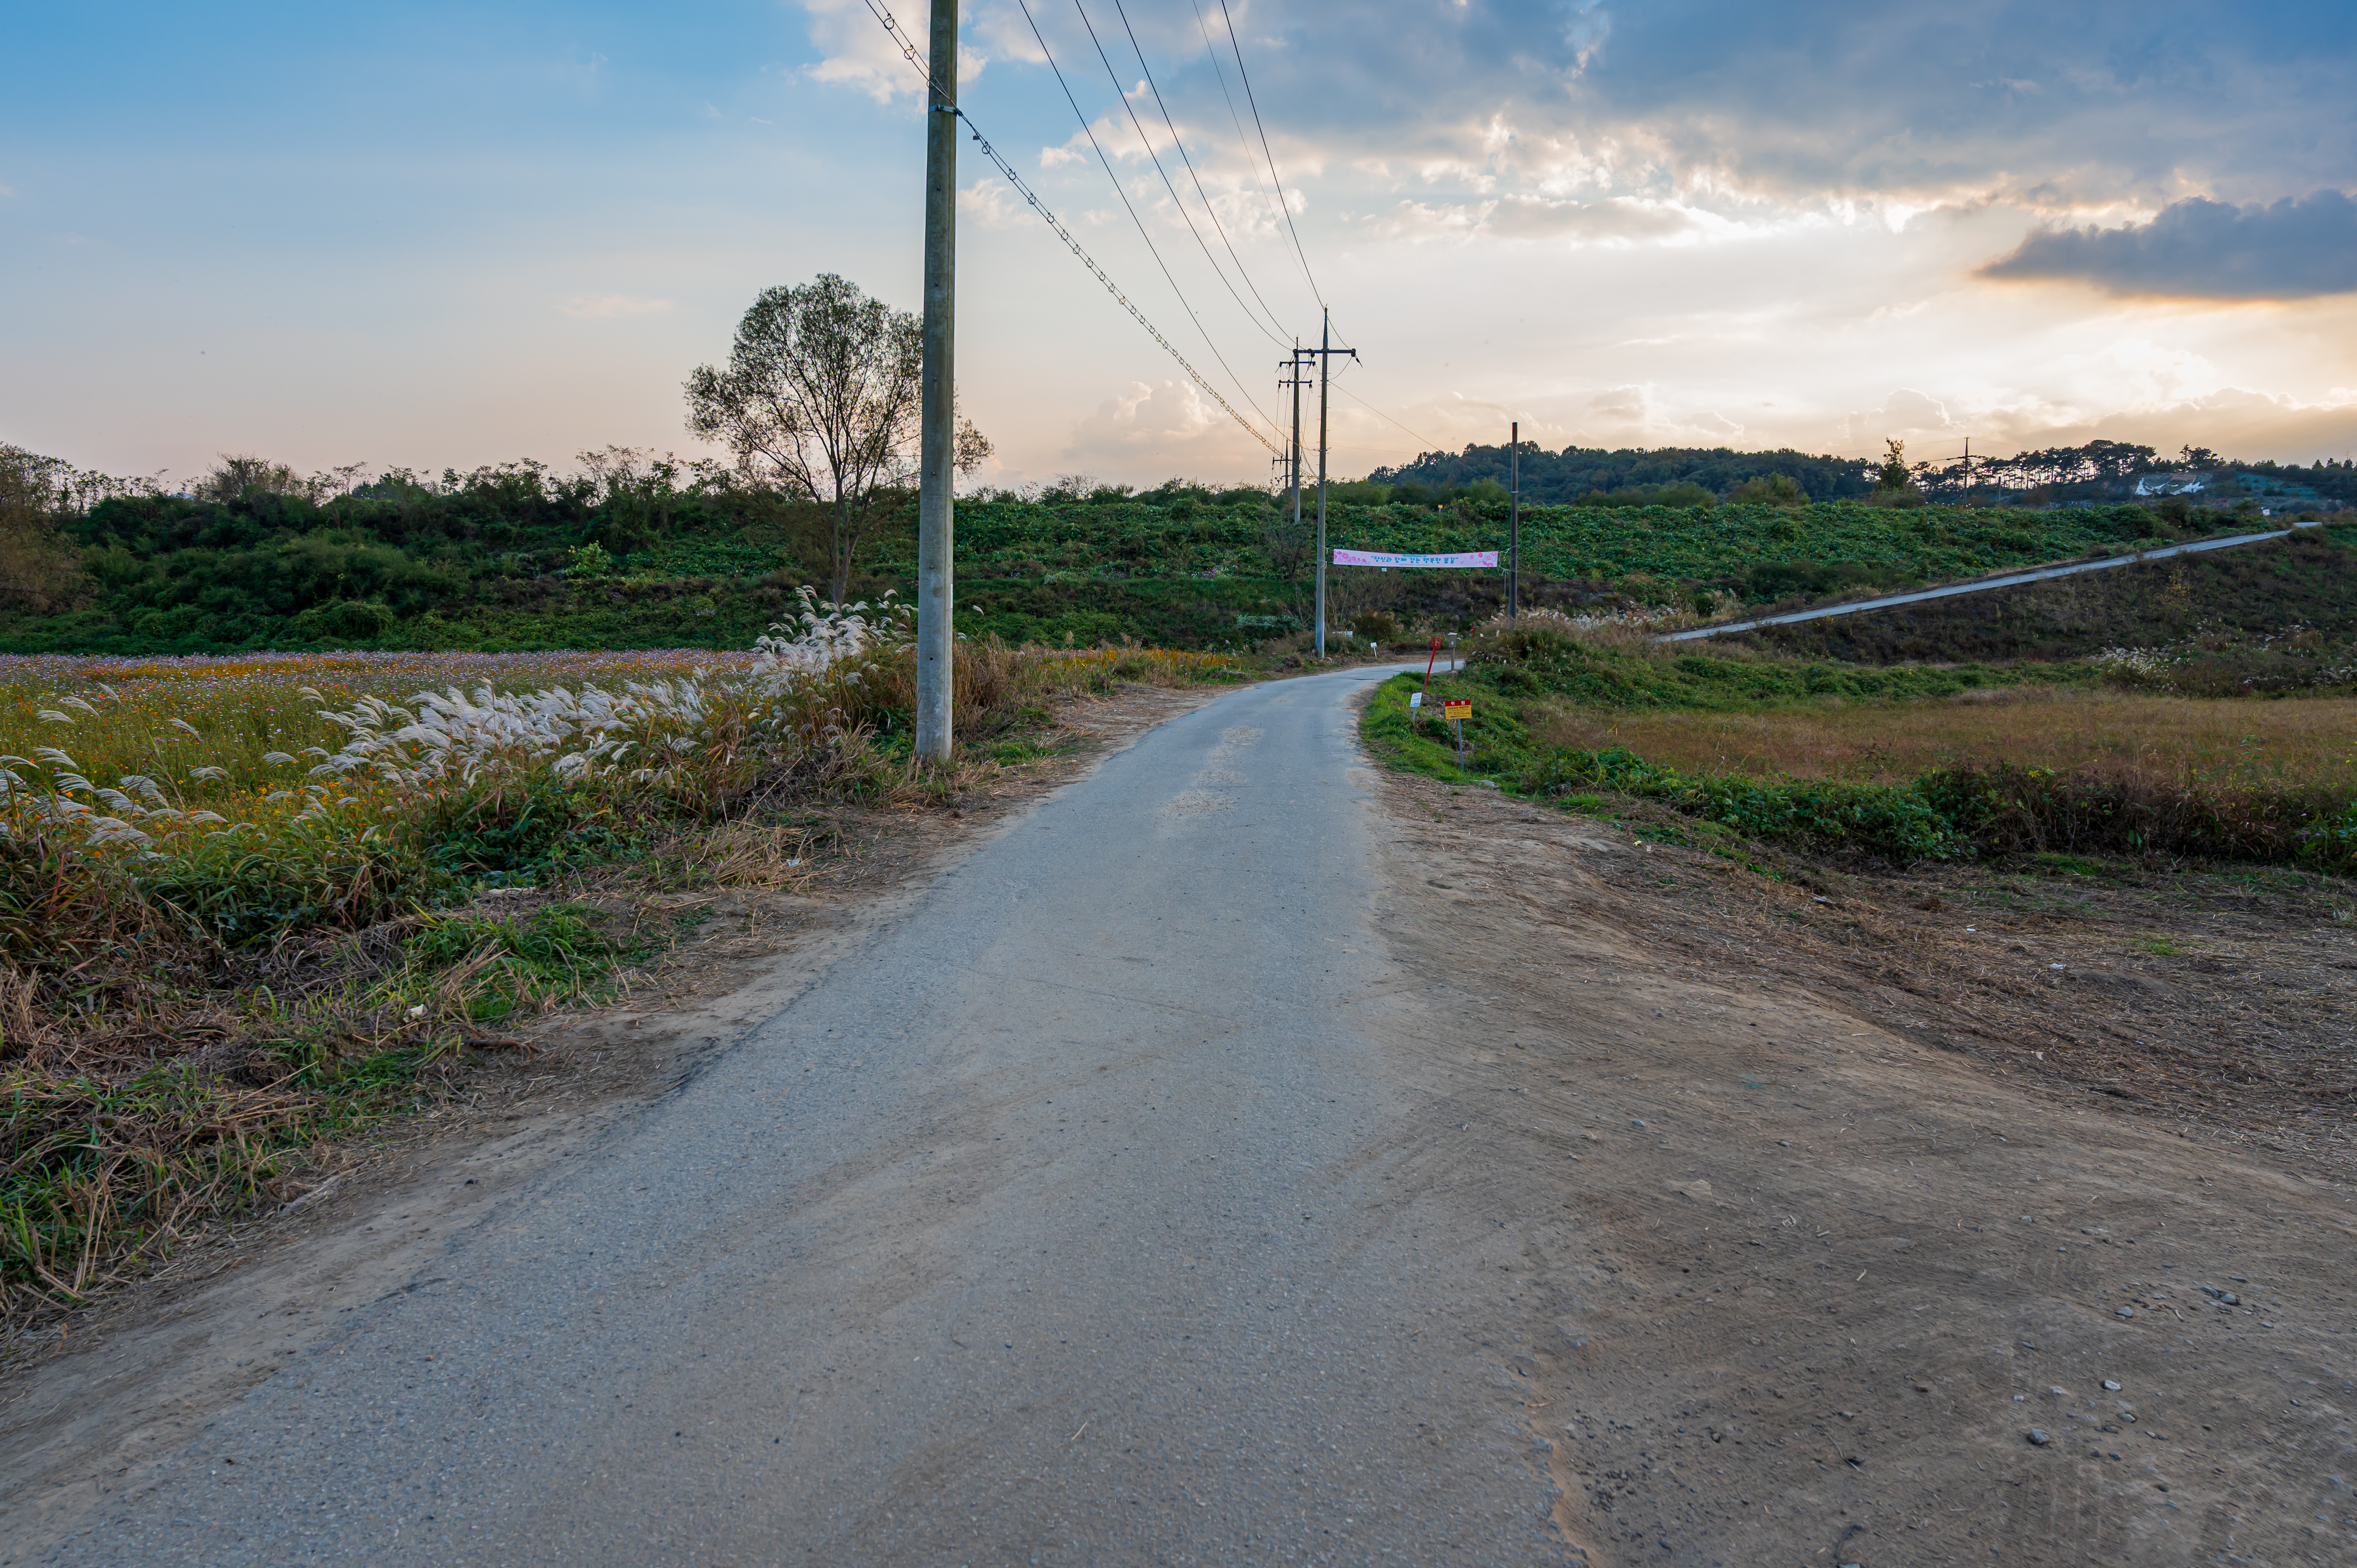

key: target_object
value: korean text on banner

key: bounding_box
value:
[1331,550,1500,569]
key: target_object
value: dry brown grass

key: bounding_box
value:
[700,821,827,892]
[1535,686,2357,790]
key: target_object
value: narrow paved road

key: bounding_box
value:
[62,664,1574,1565]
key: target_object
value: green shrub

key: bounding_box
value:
[403,904,618,1022]
[1365,670,2357,874]
[395,776,632,884]
[1519,748,1961,861]
[1462,627,2086,710]
[1919,763,2357,874]
[136,817,418,947]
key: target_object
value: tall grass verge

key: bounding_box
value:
[1363,623,2357,875]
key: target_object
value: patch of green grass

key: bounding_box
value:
[1470,626,2091,713]
[986,737,1074,765]
[401,904,625,1024]
[1367,635,2357,876]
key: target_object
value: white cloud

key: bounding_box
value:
[2101,339,2223,406]
[1371,194,1715,245]
[1574,384,1745,444]
[1483,195,1704,242]
[1842,388,1956,444]
[958,179,1025,226]
[1061,379,1272,473]
[799,0,988,102]
[1984,386,2357,462]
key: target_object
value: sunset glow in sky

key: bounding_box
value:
[5,1,2354,488]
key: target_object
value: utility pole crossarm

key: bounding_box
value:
[1300,316,1355,659]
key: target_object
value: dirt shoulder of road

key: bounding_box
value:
[0,681,1226,1559]
[1360,765,2357,1567]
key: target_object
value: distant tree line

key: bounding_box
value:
[1366,444,1880,505]
[1369,440,2356,509]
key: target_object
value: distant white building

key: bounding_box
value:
[2133,473,2212,496]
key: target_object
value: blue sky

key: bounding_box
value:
[5,1,2354,487]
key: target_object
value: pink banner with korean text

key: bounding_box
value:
[1331,549,1499,568]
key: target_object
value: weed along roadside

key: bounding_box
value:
[1366,609,2357,876]
[0,607,1243,1329]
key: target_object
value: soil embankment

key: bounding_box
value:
[1365,767,2355,1564]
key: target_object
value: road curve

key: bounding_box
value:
[1662,518,2323,642]
[59,664,1576,1566]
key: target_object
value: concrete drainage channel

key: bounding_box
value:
[1662,518,2329,643]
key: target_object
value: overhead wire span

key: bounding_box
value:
[858,0,1280,456]
[1015,0,1278,437]
[1057,0,1283,416]
[1326,368,1447,456]
[1103,0,1293,346]
[1215,0,1323,311]
[1189,0,1299,303]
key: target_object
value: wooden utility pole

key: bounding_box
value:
[913,0,958,764]
[1507,420,1520,621]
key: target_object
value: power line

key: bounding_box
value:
[1019,0,1280,440]
[1327,362,1445,456]
[1189,0,1300,307]
[1060,0,1284,411]
[859,0,1280,456]
[1215,0,1323,311]
[1103,0,1294,346]
[1194,2,1437,462]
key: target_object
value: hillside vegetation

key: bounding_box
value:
[0,447,2291,654]
[1729,520,2357,692]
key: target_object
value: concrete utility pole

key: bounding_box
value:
[1507,420,1520,621]
[1287,339,1306,646]
[1289,317,1356,659]
[1315,309,1331,658]
[912,0,958,764]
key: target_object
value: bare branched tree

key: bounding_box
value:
[687,275,991,605]
[191,454,367,504]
